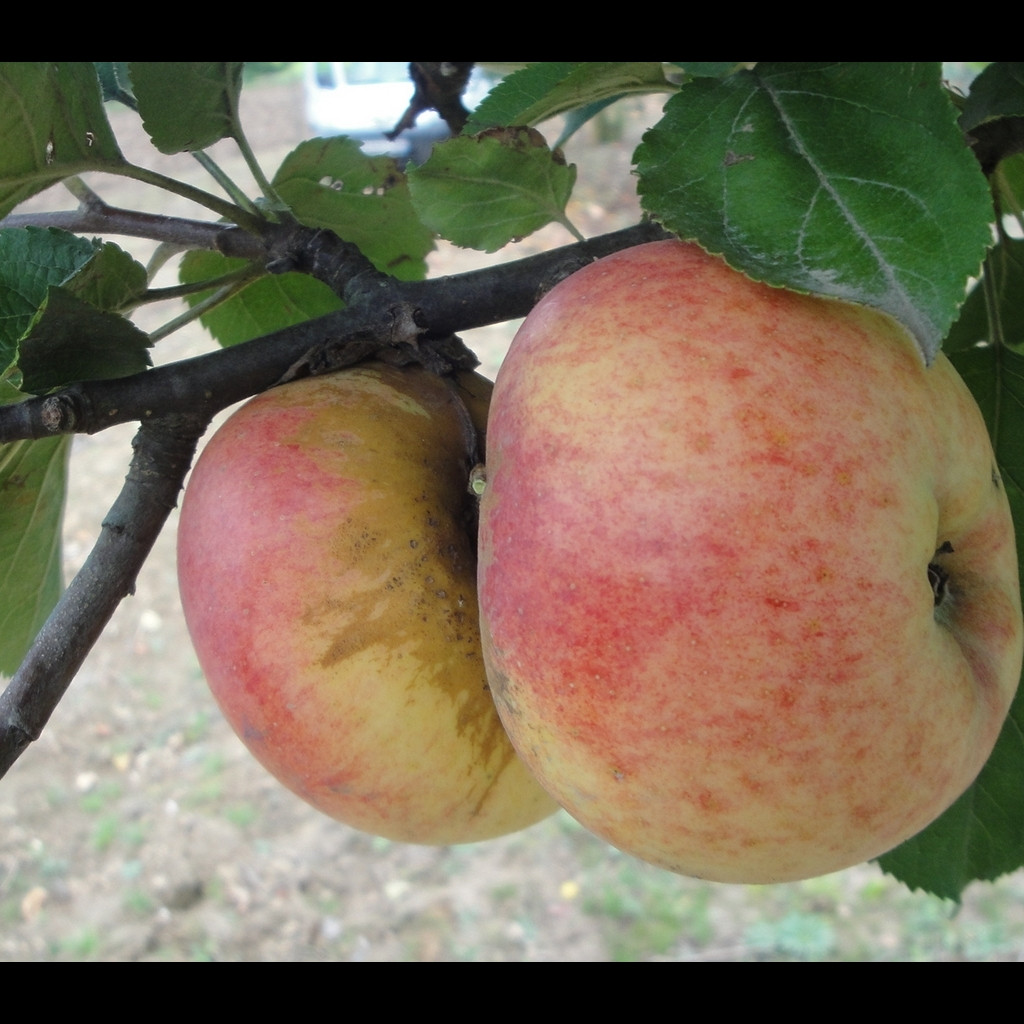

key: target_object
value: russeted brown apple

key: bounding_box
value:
[177,363,557,843]
[477,239,1023,883]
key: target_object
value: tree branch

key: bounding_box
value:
[0,304,428,442]
[0,222,668,444]
[406,221,670,336]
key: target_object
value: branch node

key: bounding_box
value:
[41,394,79,433]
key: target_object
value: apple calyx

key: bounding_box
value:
[929,541,954,608]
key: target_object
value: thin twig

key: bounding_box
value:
[0,304,417,442]
[0,205,265,260]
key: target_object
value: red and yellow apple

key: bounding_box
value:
[177,363,556,844]
[477,239,1023,883]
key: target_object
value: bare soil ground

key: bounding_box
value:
[2,75,1024,962]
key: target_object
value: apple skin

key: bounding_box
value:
[177,364,557,844]
[477,239,1023,883]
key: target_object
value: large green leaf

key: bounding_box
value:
[408,128,577,252]
[273,137,433,280]
[129,62,243,154]
[0,63,123,218]
[179,250,343,349]
[878,342,1024,899]
[0,381,69,676]
[635,62,994,363]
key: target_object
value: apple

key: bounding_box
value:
[477,239,1023,883]
[177,363,557,844]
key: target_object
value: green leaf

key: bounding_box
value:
[945,238,1024,355]
[62,240,149,315]
[18,288,152,393]
[408,128,578,251]
[179,250,343,348]
[0,63,124,218]
[0,228,98,375]
[960,61,1024,131]
[272,137,433,280]
[129,62,243,153]
[635,62,994,363]
[878,343,1024,899]
[468,62,674,131]
[0,229,151,391]
[0,383,69,676]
